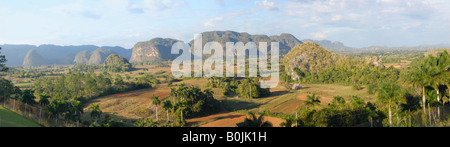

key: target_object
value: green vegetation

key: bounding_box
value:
[283,42,399,86]
[0,47,7,72]
[168,84,221,125]
[236,112,272,127]
[206,77,270,98]
[1,42,449,127]
[103,54,132,73]
[0,106,40,127]
[277,50,450,127]
[403,50,450,113]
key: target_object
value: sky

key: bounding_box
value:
[0,0,450,48]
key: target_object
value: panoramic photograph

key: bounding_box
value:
[1,0,450,135]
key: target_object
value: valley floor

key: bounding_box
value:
[81,77,376,127]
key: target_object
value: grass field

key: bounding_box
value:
[0,106,41,127]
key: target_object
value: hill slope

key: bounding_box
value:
[130,38,181,63]
[0,44,131,66]
[0,106,40,127]
[189,31,303,54]
[88,48,115,65]
[284,42,344,80]
[103,54,132,72]
[23,49,47,67]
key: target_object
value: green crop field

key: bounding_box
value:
[0,106,41,127]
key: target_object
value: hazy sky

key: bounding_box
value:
[1,0,449,48]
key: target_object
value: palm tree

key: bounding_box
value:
[162,100,172,123]
[404,57,434,114]
[89,103,102,127]
[38,93,50,122]
[330,96,346,110]
[134,118,159,127]
[237,112,272,127]
[376,81,402,127]
[280,115,295,127]
[152,95,161,121]
[304,93,321,110]
[430,52,450,104]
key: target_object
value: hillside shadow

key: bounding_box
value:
[186,113,243,127]
[270,90,289,97]
[224,99,261,111]
[300,87,311,89]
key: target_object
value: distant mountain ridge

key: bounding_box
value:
[0,44,132,66]
[3,31,450,67]
[301,39,354,53]
[130,31,303,64]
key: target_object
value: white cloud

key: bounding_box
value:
[128,0,184,13]
[255,0,279,11]
[311,31,330,39]
[204,17,224,27]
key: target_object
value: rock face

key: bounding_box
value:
[88,48,115,65]
[74,50,92,64]
[189,31,303,54]
[130,38,181,63]
[283,42,343,80]
[23,49,47,67]
[129,31,303,64]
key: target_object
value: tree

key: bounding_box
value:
[304,94,321,110]
[39,93,50,106]
[134,118,159,127]
[376,81,402,127]
[162,100,172,123]
[89,103,102,127]
[20,89,36,104]
[38,93,50,121]
[429,52,450,104]
[0,78,15,102]
[0,47,8,72]
[169,85,220,120]
[20,89,36,116]
[280,115,295,127]
[404,57,434,114]
[152,95,161,121]
[237,112,272,127]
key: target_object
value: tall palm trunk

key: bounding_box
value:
[167,110,169,123]
[155,107,158,121]
[389,103,392,127]
[423,86,426,114]
[39,107,42,123]
[24,103,27,116]
[437,89,440,102]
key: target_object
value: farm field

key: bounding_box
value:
[81,85,173,125]
[81,74,376,127]
[0,106,41,127]
[187,112,285,127]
